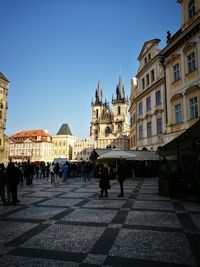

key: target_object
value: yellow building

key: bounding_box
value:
[130,40,166,150]
[0,72,9,165]
[162,0,200,142]
[52,123,77,160]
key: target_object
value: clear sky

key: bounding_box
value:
[0,0,181,138]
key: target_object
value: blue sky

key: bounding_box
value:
[0,0,181,138]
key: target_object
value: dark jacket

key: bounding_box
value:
[7,163,21,186]
[99,166,110,189]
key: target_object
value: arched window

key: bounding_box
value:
[188,0,195,19]
[118,106,121,115]
[105,126,111,137]
[96,109,98,118]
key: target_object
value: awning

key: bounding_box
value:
[158,119,200,156]
[128,150,161,161]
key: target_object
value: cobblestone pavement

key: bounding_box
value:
[0,177,200,266]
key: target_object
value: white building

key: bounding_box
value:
[9,129,53,162]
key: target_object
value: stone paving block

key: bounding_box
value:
[0,205,20,215]
[17,197,44,205]
[60,192,94,198]
[109,228,196,265]
[63,208,117,223]
[38,198,83,207]
[184,202,200,212]
[132,200,175,211]
[190,214,200,229]
[136,194,171,201]
[82,253,107,265]
[0,255,79,267]
[8,206,66,220]
[21,224,105,253]
[84,199,126,209]
[125,210,182,228]
[27,191,61,198]
[0,221,38,247]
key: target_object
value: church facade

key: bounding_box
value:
[90,78,130,149]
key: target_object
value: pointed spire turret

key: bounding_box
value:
[95,80,103,104]
[116,76,125,100]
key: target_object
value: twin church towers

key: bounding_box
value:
[90,77,129,140]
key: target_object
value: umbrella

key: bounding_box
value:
[97,150,138,160]
[97,150,138,178]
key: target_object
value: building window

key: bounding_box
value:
[147,122,152,137]
[138,101,143,115]
[96,109,98,118]
[144,57,147,64]
[188,0,195,19]
[173,63,180,81]
[189,96,198,119]
[139,125,143,139]
[148,53,151,61]
[151,69,155,82]
[146,74,149,86]
[175,103,182,123]
[157,118,162,134]
[146,96,151,111]
[118,106,121,115]
[155,90,161,106]
[187,52,195,73]
[142,78,145,90]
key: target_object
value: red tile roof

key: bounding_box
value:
[10,130,49,138]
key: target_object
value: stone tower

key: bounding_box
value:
[112,77,129,134]
[90,78,129,141]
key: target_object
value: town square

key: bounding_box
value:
[0,0,200,266]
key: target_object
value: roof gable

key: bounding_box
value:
[138,39,160,60]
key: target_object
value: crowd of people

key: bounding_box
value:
[0,159,126,206]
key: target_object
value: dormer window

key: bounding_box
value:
[188,0,195,19]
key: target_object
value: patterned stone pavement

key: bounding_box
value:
[0,176,200,266]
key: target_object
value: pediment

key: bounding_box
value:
[138,39,160,60]
[185,85,200,95]
[170,93,183,102]
[183,42,196,54]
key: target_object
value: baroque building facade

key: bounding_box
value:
[9,130,53,162]
[129,0,200,151]
[162,0,200,143]
[0,72,9,165]
[72,138,95,161]
[90,78,130,150]
[52,123,77,160]
[130,40,166,150]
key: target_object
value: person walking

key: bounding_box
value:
[53,162,60,184]
[0,163,6,205]
[99,164,110,197]
[6,162,21,205]
[50,163,55,183]
[62,162,68,182]
[117,163,125,197]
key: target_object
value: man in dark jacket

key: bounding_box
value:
[99,164,110,197]
[0,163,6,205]
[7,162,21,205]
[117,163,125,197]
